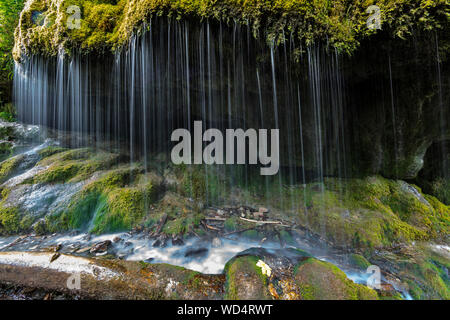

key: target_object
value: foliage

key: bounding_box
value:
[12,0,450,60]
[0,0,24,104]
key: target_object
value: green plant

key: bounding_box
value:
[0,1,25,104]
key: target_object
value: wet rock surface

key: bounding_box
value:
[0,123,447,299]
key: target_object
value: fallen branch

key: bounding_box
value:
[205,217,226,221]
[239,217,293,228]
[239,217,281,225]
[204,223,221,231]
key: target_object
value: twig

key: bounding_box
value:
[239,217,293,228]
[239,217,281,225]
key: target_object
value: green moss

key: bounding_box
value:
[349,254,371,270]
[279,229,295,244]
[410,259,450,300]
[14,1,449,60]
[378,291,404,300]
[393,244,450,300]
[37,146,67,158]
[428,178,450,205]
[0,155,23,183]
[33,219,47,235]
[40,162,161,234]
[0,205,21,234]
[407,280,425,300]
[23,148,120,184]
[224,255,270,300]
[293,176,449,248]
[0,112,16,123]
[293,257,378,300]
[161,213,204,236]
[224,216,239,232]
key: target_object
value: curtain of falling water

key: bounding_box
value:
[13,17,350,220]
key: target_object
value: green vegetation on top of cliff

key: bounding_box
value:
[12,0,450,60]
[0,0,25,105]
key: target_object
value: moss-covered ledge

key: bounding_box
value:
[13,0,450,60]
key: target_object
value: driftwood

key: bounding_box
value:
[204,223,221,231]
[239,217,292,228]
[239,217,283,225]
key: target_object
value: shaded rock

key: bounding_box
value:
[349,254,371,270]
[153,235,168,248]
[171,235,184,246]
[184,247,208,259]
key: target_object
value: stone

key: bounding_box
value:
[153,235,168,248]
[172,235,184,246]
[184,247,209,259]
[90,240,111,254]
[50,252,60,263]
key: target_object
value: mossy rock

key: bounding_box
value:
[405,252,450,300]
[288,176,450,248]
[0,205,22,234]
[23,148,120,184]
[37,146,67,159]
[44,165,162,234]
[224,255,272,300]
[0,155,24,183]
[349,254,371,270]
[293,257,378,300]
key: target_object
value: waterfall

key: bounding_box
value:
[13,17,352,206]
